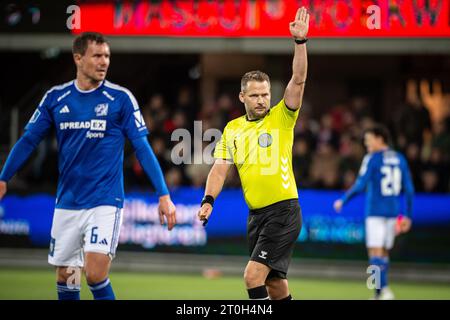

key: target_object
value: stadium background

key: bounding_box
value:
[0,0,449,299]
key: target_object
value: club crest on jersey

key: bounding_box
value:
[258,133,272,148]
[95,103,109,116]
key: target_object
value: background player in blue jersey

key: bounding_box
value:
[0,33,177,300]
[333,125,414,300]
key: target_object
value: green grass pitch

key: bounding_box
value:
[0,268,449,300]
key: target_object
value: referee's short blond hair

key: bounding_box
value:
[241,70,270,92]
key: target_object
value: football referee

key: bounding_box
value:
[198,7,309,300]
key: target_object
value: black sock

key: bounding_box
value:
[247,285,269,300]
[280,294,292,301]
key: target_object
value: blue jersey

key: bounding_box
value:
[342,149,414,218]
[25,80,149,209]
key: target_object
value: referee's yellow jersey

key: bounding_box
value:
[214,99,299,210]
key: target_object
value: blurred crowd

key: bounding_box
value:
[126,80,450,194]
[5,80,450,194]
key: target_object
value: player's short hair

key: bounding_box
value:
[365,124,392,145]
[241,70,270,92]
[73,32,108,56]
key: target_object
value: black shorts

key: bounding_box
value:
[247,199,302,280]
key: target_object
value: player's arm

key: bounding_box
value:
[130,136,176,230]
[197,159,232,225]
[283,7,309,111]
[0,131,44,199]
[0,95,54,200]
[399,157,415,233]
[334,155,373,212]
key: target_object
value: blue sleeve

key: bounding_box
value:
[25,91,54,138]
[131,136,169,197]
[401,156,415,218]
[120,91,149,140]
[342,154,373,204]
[0,92,53,182]
[0,131,44,182]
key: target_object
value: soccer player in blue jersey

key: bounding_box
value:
[333,125,414,300]
[0,32,176,300]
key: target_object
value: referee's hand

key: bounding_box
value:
[0,181,6,201]
[158,195,177,231]
[198,203,213,226]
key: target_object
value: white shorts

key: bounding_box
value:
[48,206,123,267]
[365,216,397,250]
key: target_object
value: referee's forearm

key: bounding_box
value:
[204,166,226,199]
[292,43,307,84]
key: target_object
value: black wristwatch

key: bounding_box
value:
[201,195,215,207]
[294,38,308,45]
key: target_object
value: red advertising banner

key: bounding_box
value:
[74,0,450,37]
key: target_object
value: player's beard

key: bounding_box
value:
[88,73,106,86]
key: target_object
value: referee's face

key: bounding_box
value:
[76,41,110,83]
[240,81,271,120]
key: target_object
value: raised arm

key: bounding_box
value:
[284,7,309,111]
[197,158,232,224]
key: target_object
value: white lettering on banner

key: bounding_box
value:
[119,225,207,248]
[0,220,30,235]
[120,199,207,248]
[123,200,202,225]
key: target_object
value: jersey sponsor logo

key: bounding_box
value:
[134,110,146,129]
[90,119,107,131]
[95,103,109,116]
[29,109,41,124]
[86,131,104,139]
[59,119,106,131]
[59,105,70,114]
[99,238,108,245]
[60,121,91,130]
[258,133,272,148]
